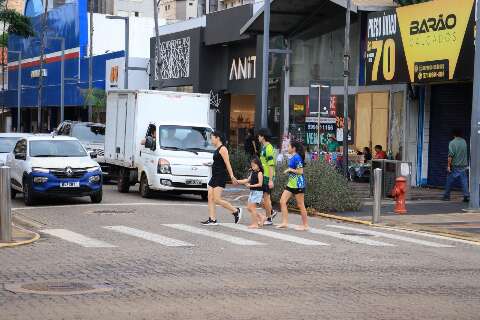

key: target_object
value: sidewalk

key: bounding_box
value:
[0,224,40,249]
[331,199,480,241]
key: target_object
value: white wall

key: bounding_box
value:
[88,13,166,58]
[106,57,150,90]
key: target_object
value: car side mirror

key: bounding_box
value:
[15,153,26,160]
[90,151,98,159]
[144,136,154,150]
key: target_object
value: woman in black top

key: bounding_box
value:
[202,131,242,225]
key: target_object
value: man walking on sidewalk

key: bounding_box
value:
[443,129,470,202]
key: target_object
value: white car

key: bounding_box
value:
[0,133,32,166]
[7,135,103,206]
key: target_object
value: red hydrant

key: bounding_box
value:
[392,176,407,214]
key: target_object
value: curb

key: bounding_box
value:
[0,224,40,249]
[311,210,480,245]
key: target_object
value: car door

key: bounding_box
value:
[11,139,27,190]
[140,124,157,182]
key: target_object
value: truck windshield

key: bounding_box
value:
[0,137,20,153]
[30,140,88,157]
[159,126,215,152]
[71,124,105,144]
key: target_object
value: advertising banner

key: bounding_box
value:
[366,0,475,84]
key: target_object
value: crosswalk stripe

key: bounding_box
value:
[289,225,395,246]
[42,229,116,248]
[221,223,329,246]
[162,224,264,246]
[103,226,194,247]
[327,225,454,248]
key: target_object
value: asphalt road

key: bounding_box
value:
[1,185,480,320]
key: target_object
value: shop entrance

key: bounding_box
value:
[355,92,389,152]
[229,94,255,147]
[428,83,472,187]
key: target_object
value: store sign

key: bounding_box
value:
[229,56,257,80]
[31,69,47,78]
[154,37,191,80]
[366,0,475,84]
[304,117,337,146]
[308,83,331,115]
[109,65,119,88]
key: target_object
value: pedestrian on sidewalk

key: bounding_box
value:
[258,128,278,225]
[202,131,242,226]
[443,129,470,202]
[238,157,267,229]
[277,140,309,231]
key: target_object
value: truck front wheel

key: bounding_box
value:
[117,169,130,193]
[140,173,153,198]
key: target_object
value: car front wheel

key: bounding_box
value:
[90,189,103,203]
[23,178,36,206]
[140,174,153,198]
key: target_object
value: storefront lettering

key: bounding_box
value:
[368,14,397,38]
[229,56,256,80]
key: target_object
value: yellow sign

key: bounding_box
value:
[397,0,474,81]
[294,103,304,112]
[366,0,475,84]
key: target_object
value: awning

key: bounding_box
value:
[240,0,395,38]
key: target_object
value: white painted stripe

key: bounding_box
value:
[104,226,194,247]
[289,225,394,247]
[327,225,454,248]
[12,202,210,211]
[373,226,480,246]
[221,223,329,246]
[42,229,116,248]
[163,224,263,246]
[8,47,80,66]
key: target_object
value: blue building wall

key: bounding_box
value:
[5,0,124,109]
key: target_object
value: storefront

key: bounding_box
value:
[150,4,284,147]
[365,0,476,186]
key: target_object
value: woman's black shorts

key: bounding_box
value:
[284,186,305,194]
[208,175,227,188]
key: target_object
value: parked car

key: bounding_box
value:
[0,133,32,166]
[7,135,103,205]
[55,121,110,178]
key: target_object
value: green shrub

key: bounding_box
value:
[272,159,361,213]
[229,147,252,179]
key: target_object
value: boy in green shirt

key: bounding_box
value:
[258,128,277,225]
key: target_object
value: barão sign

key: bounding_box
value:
[365,0,475,84]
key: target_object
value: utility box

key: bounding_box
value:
[370,160,412,199]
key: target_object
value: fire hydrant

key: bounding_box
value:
[392,176,407,214]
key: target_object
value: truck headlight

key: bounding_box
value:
[89,175,101,184]
[33,176,48,184]
[157,158,171,174]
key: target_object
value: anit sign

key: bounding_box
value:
[229,56,256,81]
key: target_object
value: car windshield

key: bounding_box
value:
[71,124,105,144]
[0,137,21,153]
[29,140,88,157]
[159,126,215,152]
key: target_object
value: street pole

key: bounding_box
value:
[17,52,21,132]
[37,0,49,132]
[342,0,351,177]
[88,0,93,121]
[261,0,270,128]
[469,0,480,210]
[125,17,129,90]
[60,38,65,122]
[372,168,382,224]
[153,0,162,88]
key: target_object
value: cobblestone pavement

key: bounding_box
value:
[2,185,480,320]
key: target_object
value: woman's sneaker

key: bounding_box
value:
[201,218,218,226]
[233,208,242,224]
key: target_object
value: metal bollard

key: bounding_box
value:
[372,168,382,224]
[0,166,12,242]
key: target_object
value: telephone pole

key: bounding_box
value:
[342,0,351,177]
[153,0,161,87]
[88,0,93,121]
[37,0,49,132]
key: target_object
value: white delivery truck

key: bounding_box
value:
[105,90,215,199]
